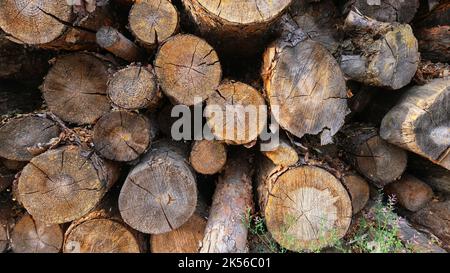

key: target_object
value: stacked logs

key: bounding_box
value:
[0,0,448,253]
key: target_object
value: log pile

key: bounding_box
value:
[0,0,449,253]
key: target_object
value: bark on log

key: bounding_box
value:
[340,10,419,90]
[205,81,267,145]
[200,148,253,253]
[119,140,197,234]
[41,53,114,125]
[10,213,63,253]
[181,0,293,55]
[257,157,352,252]
[93,111,152,162]
[385,175,434,212]
[342,173,370,215]
[129,0,179,49]
[343,0,420,23]
[154,34,222,106]
[380,78,449,170]
[262,23,348,145]
[338,124,408,187]
[397,217,446,253]
[0,115,61,162]
[409,200,450,251]
[96,26,144,62]
[408,154,450,195]
[151,212,207,253]
[107,65,161,111]
[17,145,119,224]
[189,140,227,175]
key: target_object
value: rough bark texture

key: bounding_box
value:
[96,26,144,62]
[200,148,253,253]
[154,34,222,106]
[107,65,161,111]
[0,115,61,162]
[340,10,419,90]
[151,212,207,253]
[380,78,449,170]
[342,173,370,215]
[343,0,420,23]
[385,175,434,212]
[257,157,352,252]
[119,140,197,234]
[10,213,63,253]
[338,124,408,187]
[205,81,267,145]
[129,0,179,48]
[41,53,114,125]
[409,200,450,251]
[262,21,348,145]
[189,140,227,175]
[93,111,152,162]
[17,145,119,224]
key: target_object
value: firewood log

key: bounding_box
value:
[107,65,161,111]
[129,0,179,49]
[200,148,254,253]
[0,115,61,162]
[17,145,120,224]
[261,134,299,167]
[119,140,197,234]
[380,78,449,170]
[10,213,63,253]
[189,140,227,175]
[409,200,450,251]
[262,18,348,145]
[41,53,114,125]
[205,81,267,145]
[93,111,152,162]
[385,175,434,212]
[343,0,420,23]
[342,173,370,215]
[154,34,222,106]
[96,26,144,62]
[257,156,352,252]
[408,154,450,195]
[340,10,419,90]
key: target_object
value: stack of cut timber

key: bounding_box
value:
[0,0,448,254]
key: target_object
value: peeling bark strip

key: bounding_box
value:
[385,175,433,212]
[337,124,408,187]
[129,0,179,49]
[189,140,227,175]
[151,213,207,253]
[206,81,267,146]
[96,26,144,62]
[10,213,63,253]
[343,0,420,23]
[200,148,253,253]
[17,145,119,224]
[41,53,113,125]
[257,157,352,252]
[107,65,161,111]
[154,34,222,106]
[380,78,450,170]
[93,111,152,162]
[0,115,60,162]
[340,10,419,90]
[182,0,292,54]
[262,24,348,145]
[119,140,197,234]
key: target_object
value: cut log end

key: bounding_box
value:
[190,140,227,175]
[93,111,152,162]
[0,1,72,45]
[345,0,420,23]
[385,175,434,212]
[107,65,161,110]
[11,214,63,253]
[17,145,118,224]
[154,34,222,106]
[64,219,141,253]
[42,53,112,125]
